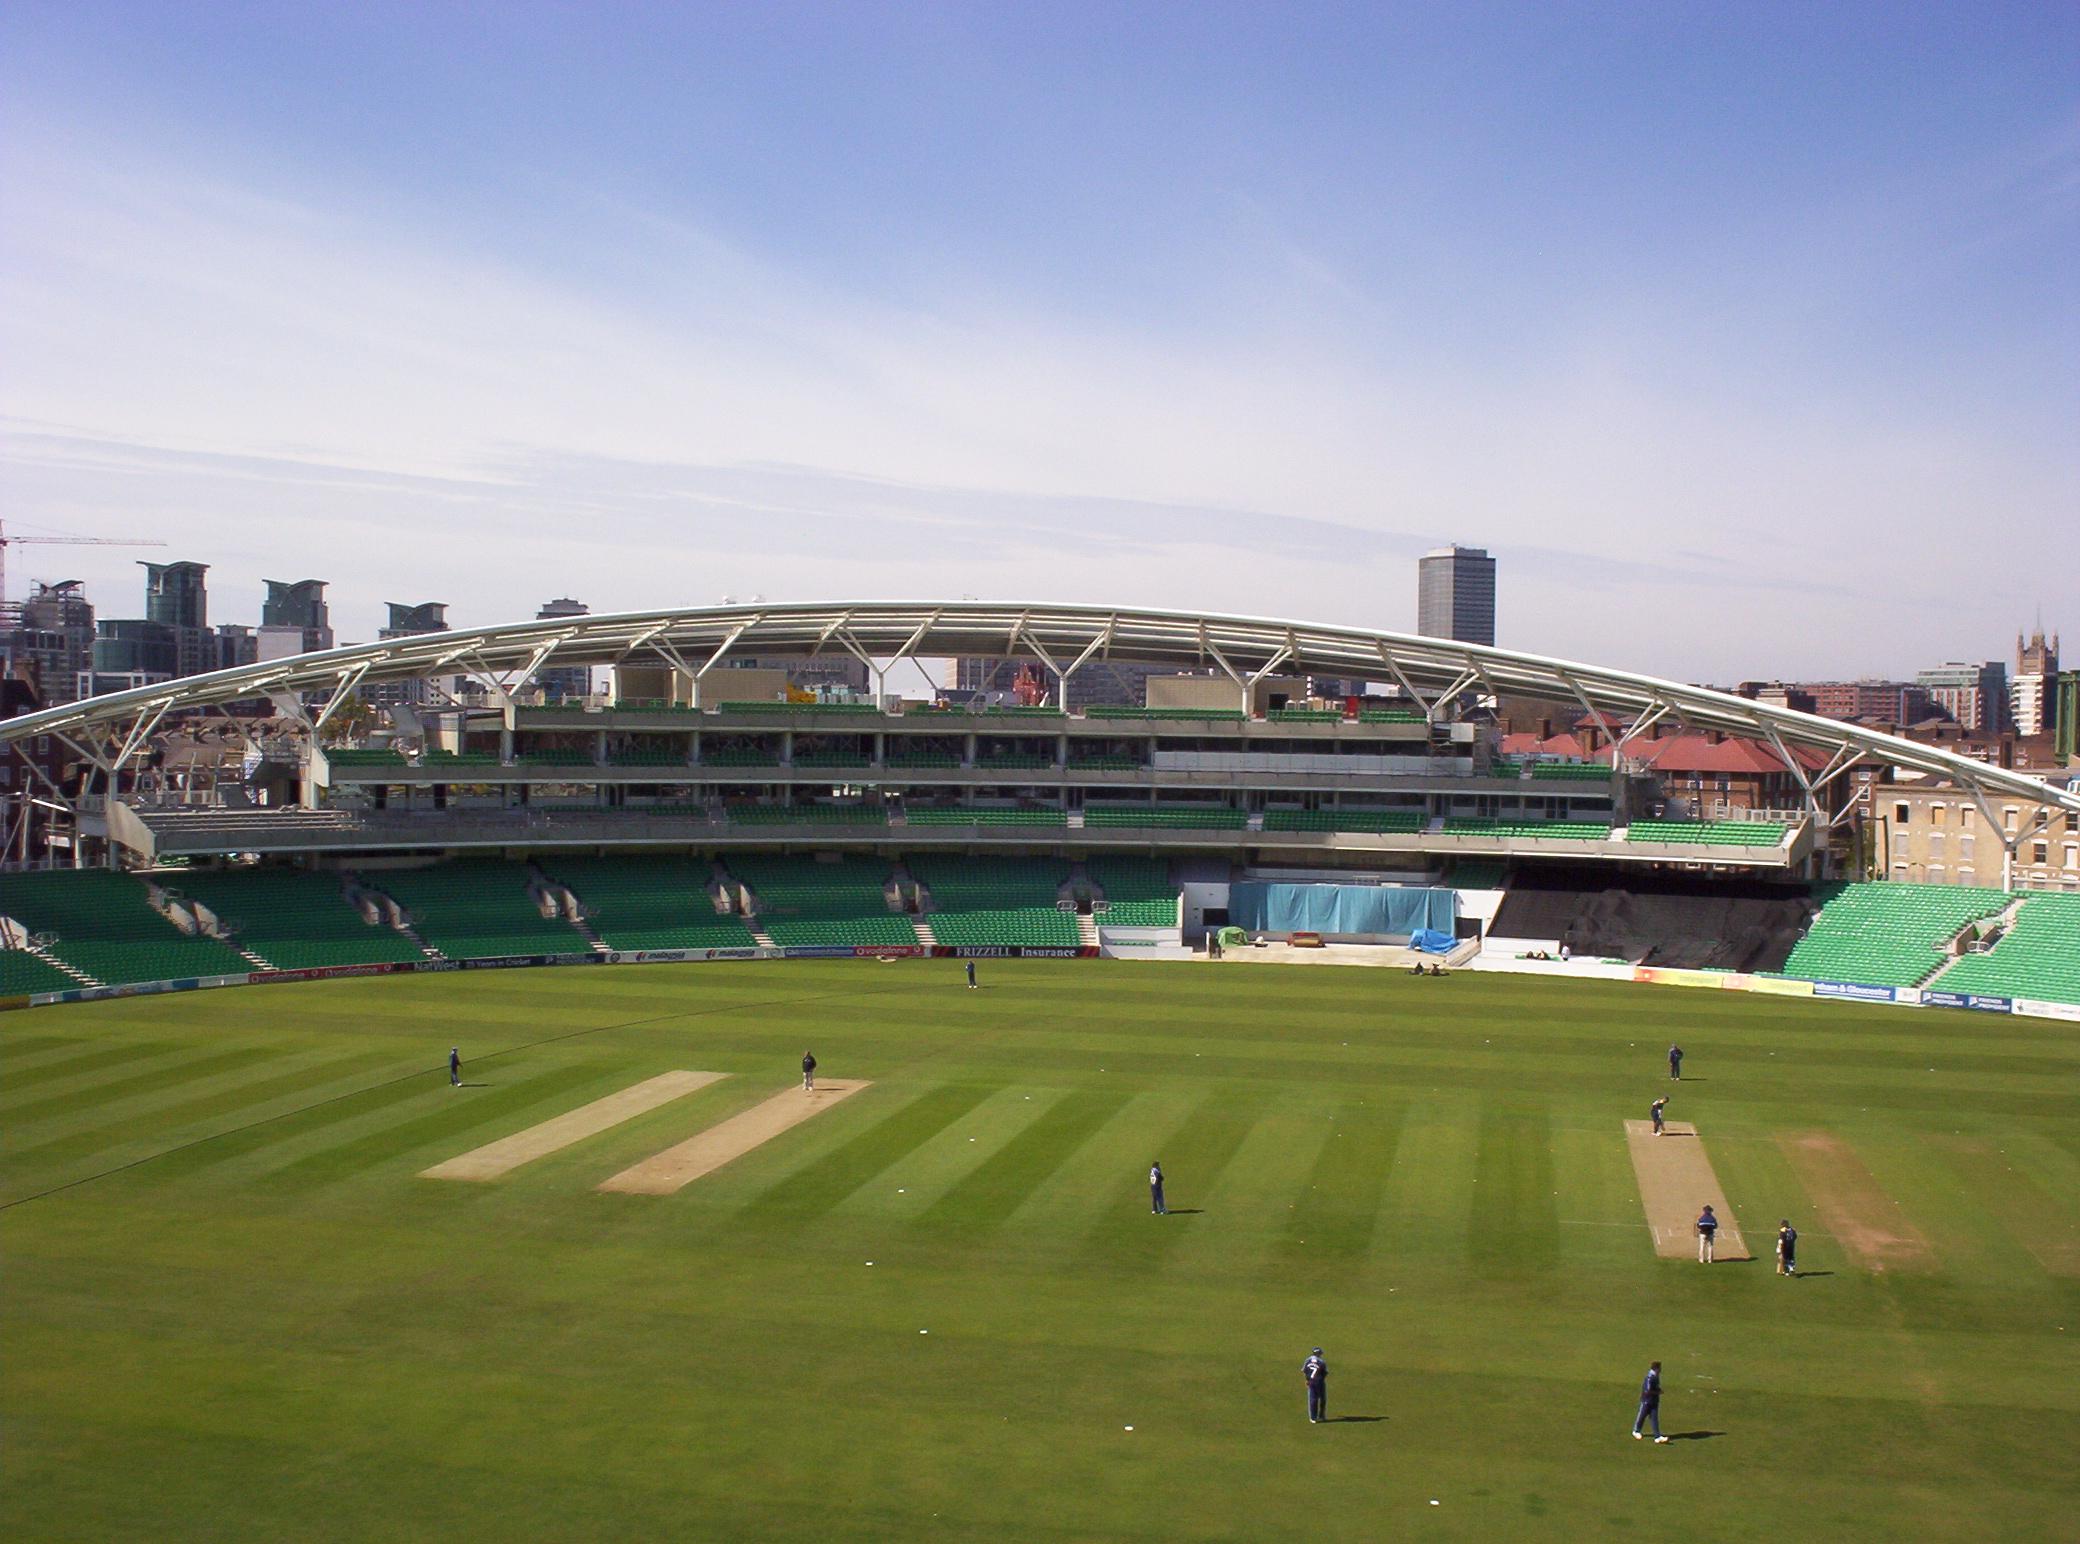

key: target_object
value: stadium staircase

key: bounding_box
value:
[908,856,1079,948]
[1780,882,2012,991]
[726,855,915,948]
[1919,891,2080,1005]
[0,869,253,986]
[6,940,98,991]
[360,860,592,960]
[532,855,759,953]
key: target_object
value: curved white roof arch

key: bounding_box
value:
[4,600,2073,817]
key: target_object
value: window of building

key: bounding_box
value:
[1959,836,1974,861]
[1894,803,1911,824]
[1932,802,1946,825]
[2064,845,2078,873]
[2033,841,2050,865]
[1928,864,1945,880]
[1928,832,1944,855]
[1961,806,1975,830]
[2004,806,2019,832]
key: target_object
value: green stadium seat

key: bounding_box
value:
[728,856,914,947]
[1918,892,2080,1005]
[1781,882,2011,989]
[1084,805,1249,830]
[168,869,422,970]
[910,856,1079,947]
[1262,810,1423,834]
[0,870,253,985]
[533,856,758,951]
[1626,820,1786,847]
[364,861,590,959]
[1086,857,1179,927]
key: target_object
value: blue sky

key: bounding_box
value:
[2,2,2074,680]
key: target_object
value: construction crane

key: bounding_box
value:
[0,520,168,605]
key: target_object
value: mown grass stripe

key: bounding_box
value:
[920,1087,1130,1228]
[1469,1100,1560,1277]
[5,1051,395,1168]
[0,1040,181,1095]
[262,1065,615,1191]
[1268,1097,1406,1274]
[134,1070,465,1185]
[5,1047,278,1126]
[739,1081,997,1223]
[1081,1087,1271,1274]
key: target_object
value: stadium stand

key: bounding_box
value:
[1357,709,1426,723]
[362,860,589,959]
[718,701,881,715]
[1087,857,1180,926]
[169,869,422,970]
[702,747,782,767]
[1083,706,1248,721]
[905,807,1069,826]
[1779,882,2010,989]
[1263,810,1423,833]
[1929,892,2080,1005]
[324,748,409,767]
[533,856,758,951]
[910,856,1079,947]
[0,870,253,984]
[1529,763,1613,781]
[726,855,915,947]
[1441,819,1612,840]
[0,948,80,994]
[1491,866,1817,971]
[422,750,499,767]
[1626,820,1787,847]
[726,803,887,826]
[1085,805,1250,830]
[1268,708,1344,723]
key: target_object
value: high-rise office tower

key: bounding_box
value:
[1416,544,1496,647]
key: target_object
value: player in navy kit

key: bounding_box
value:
[1776,1220,1798,1276]
[1632,1361,1668,1441]
[449,1046,461,1088]
[1149,1162,1166,1215]
[1696,1204,1719,1263]
[1302,1349,1328,1423]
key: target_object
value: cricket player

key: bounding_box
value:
[1776,1220,1797,1276]
[1632,1361,1668,1441]
[802,1051,816,1092]
[965,960,977,990]
[449,1046,461,1088]
[1650,1096,1669,1135]
[1302,1348,1328,1423]
[1667,1044,1684,1080]
[1149,1162,1166,1215]
[1696,1204,1719,1263]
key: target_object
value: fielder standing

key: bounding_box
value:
[449,1046,461,1088]
[1667,1044,1684,1081]
[1302,1348,1328,1424]
[802,1050,817,1092]
[1776,1219,1798,1277]
[1149,1162,1166,1215]
[1632,1361,1668,1442]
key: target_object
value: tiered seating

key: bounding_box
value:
[0,949,79,994]
[726,803,887,826]
[1357,709,1425,724]
[169,869,421,970]
[718,701,881,715]
[608,747,687,766]
[703,747,781,767]
[978,706,1065,718]
[1921,893,2080,1005]
[534,856,758,951]
[1067,754,1142,770]
[1087,857,1178,927]
[791,749,872,767]
[0,870,252,984]
[324,748,408,766]
[1530,763,1612,781]
[517,748,594,766]
[1627,820,1786,847]
[1262,810,1423,833]
[1268,708,1344,723]
[1447,859,1510,889]
[608,700,702,714]
[1441,819,1611,840]
[1085,805,1249,829]
[1487,760,1526,778]
[905,807,1068,826]
[423,750,500,767]
[910,857,1078,948]
[885,748,961,768]
[977,753,1055,770]
[1084,706,1247,721]
[1781,882,2010,988]
[727,856,914,947]
[364,861,588,959]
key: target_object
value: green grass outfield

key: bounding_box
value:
[4,960,2076,1541]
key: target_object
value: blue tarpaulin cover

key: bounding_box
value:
[1227,883,1457,938]
[1409,928,1456,954]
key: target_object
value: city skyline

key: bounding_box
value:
[2,4,2075,679]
